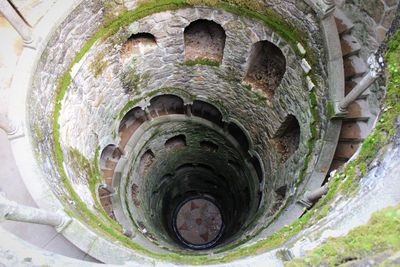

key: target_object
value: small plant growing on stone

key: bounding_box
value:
[120,68,140,94]
[184,58,220,67]
[90,48,111,78]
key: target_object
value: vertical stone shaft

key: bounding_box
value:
[0,0,33,44]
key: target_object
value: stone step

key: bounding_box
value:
[339,121,369,141]
[340,34,361,58]
[101,168,115,179]
[344,99,371,120]
[334,9,354,35]
[344,56,368,80]
[334,141,361,160]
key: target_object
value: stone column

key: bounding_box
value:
[0,0,33,45]
[0,193,71,232]
[305,184,329,204]
[338,54,385,113]
[300,184,329,208]
[185,104,192,117]
[143,108,152,121]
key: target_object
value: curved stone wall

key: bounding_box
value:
[24,0,339,263]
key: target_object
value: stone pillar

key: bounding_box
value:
[0,193,71,232]
[185,104,192,117]
[0,0,33,45]
[143,108,152,121]
[300,184,329,208]
[305,184,328,204]
[337,54,385,113]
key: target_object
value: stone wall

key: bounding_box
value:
[58,7,327,203]
[28,0,103,202]
[27,0,329,254]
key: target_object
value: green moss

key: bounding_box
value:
[34,125,43,142]
[89,47,111,77]
[121,68,141,93]
[67,148,93,177]
[184,58,221,67]
[240,83,268,104]
[286,205,400,267]
[325,100,335,119]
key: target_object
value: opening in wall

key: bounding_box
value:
[191,100,223,126]
[165,135,187,152]
[244,40,286,98]
[200,140,219,152]
[139,149,155,177]
[149,94,185,117]
[184,19,226,64]
[121,32,157,61]
[119,107,147,149]
[271,115,300,162]
[228,122,250,153]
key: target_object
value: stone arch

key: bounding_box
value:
[118,107,147,149]
[100,144,122,184]
[200,140,219,152]
[271,115,300,162]
[121,32,157,61]
[191,100,223,126]
[139,149,155,177]
[165,135,187,152]
[227,122,250,153]
[148,94,185,117]
[250,156,263,183]
[244,40,286,98]
[184,19,226,64]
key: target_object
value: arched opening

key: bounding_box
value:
[121,32,157,62]
[100,144,122,184]
[139,149,155,177]
[228,122,250,153]
[244,40,286,98]
[270,185,287,214]
[99,144,122,220]
[184,19,226,65]
[149,95,185,117]
[250,156,263,183]
[165,135,187,152]
[272,115,300,162]
[200,140,219,152]
[191,100,223,126]
[118,107,147,149]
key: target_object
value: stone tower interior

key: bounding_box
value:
[0,0,399,266]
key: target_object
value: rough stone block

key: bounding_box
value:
[334,9,354,35]
[344,56,368,80]
[340,34,361,57]
[334,141,360,159]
